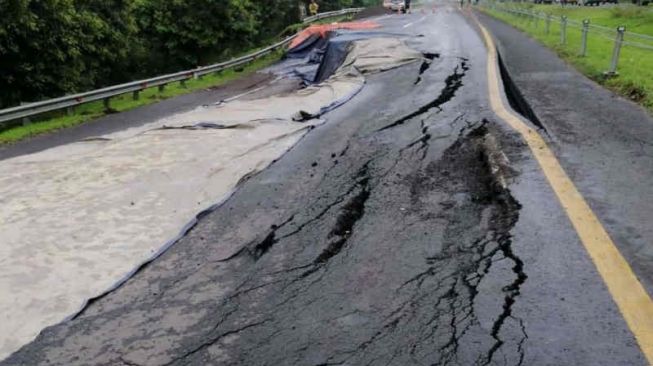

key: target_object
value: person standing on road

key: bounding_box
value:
[309,0,319,16]
[405,0,411,13]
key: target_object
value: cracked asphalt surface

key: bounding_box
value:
[2,6,650,366]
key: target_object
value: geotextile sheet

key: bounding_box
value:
[0,36,422,360]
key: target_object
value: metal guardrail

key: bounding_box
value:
[303,7,363,23]
[482,2,653,75]
[0,8,363,126]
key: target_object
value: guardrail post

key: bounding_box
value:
[530,12,536,28]
[20,102,31,125]
[132,91,140,101]
[180,80,187,88]
[66,106,74,116]
[158,84,166,92]
[580,19,590,57]
[546,14,552,35]
[534,12,540,29]
[606,26,626,76]
[560,16,568,45]
[103,98,111,112]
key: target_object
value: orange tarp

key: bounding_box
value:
[289,21,380,49]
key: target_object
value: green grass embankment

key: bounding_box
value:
[480,3,653,112]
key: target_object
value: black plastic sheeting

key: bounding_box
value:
[314,37,351,83]
[287,30,410,84]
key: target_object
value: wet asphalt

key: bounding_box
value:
[479,11,653,297]
[2,6,649,366]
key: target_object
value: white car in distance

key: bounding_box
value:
[383,0,406,11]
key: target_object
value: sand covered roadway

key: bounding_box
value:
[0,36,423,360]
[3,5,652,365]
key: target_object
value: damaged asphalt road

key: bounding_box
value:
[2,6,649,366]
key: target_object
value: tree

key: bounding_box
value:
[74,0,143,86]
[318,0,353,11]
[0,0,140,107]
[136,0,259,72]
[251,0,301,41]
[0,0,84,106]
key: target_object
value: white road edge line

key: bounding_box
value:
[404,16,427,29]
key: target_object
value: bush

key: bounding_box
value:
[0,0,141,107]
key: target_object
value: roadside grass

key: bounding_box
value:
[527,4,653,34]
[0,51,283,144]
[480,3,653,113]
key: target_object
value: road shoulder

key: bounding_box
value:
[477,10,653,298]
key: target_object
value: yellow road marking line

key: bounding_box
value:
[474,15,653,364]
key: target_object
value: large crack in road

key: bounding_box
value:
[4,8,652,366]
[398,123,527,366]
[3,57,531,366]
[143,63,528,365]
[148,125,527,365]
